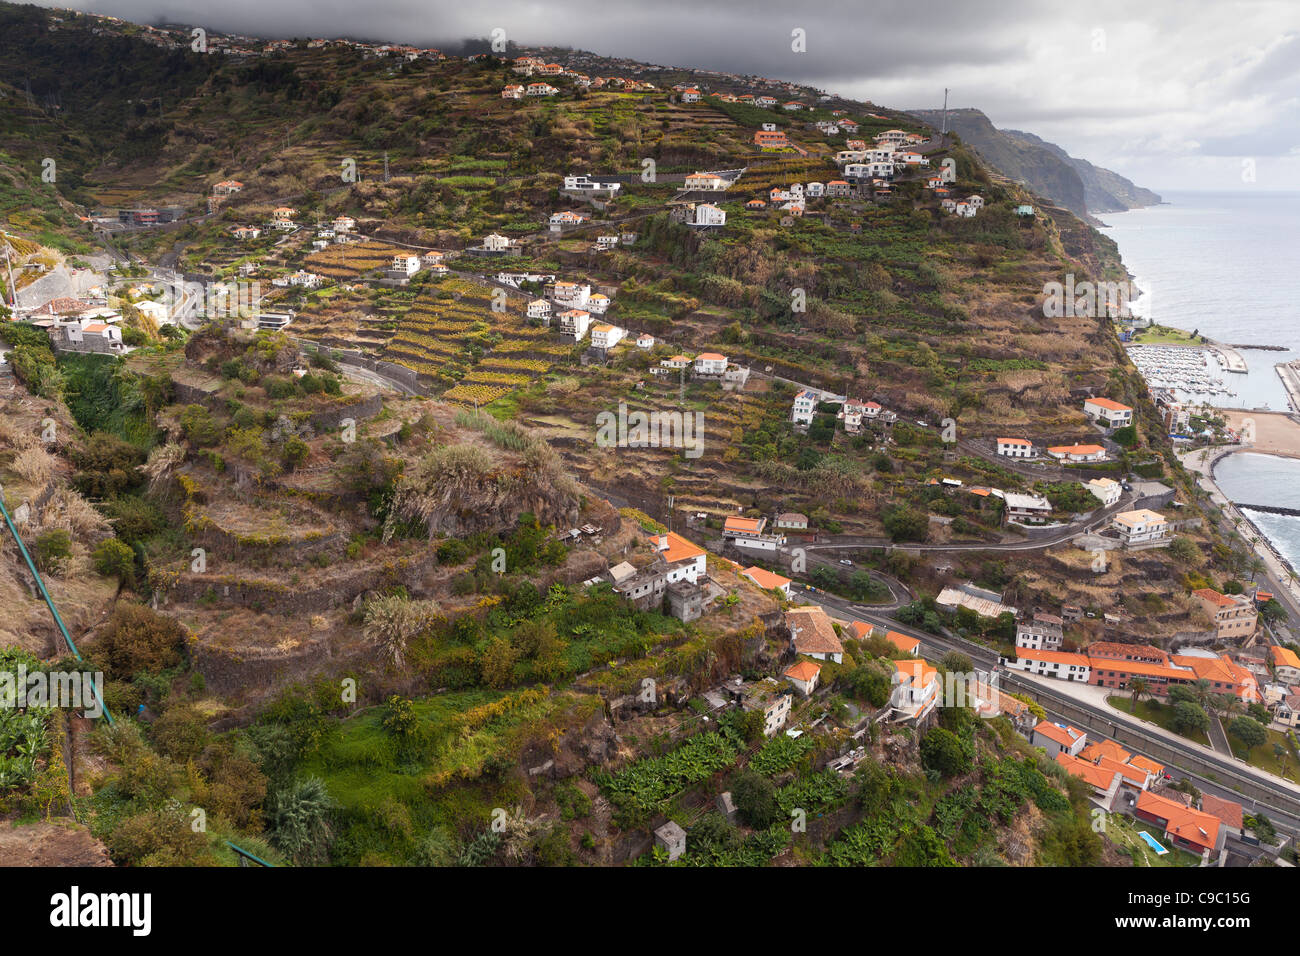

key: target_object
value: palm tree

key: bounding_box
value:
[1129,677,1149,714]
[1248,557,1266,582]
[1193,678,1214,713]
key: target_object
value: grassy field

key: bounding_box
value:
[1103,812,1201,867]
[1227,726,1299,781]
[1107,696,1213,748]
[1127,324,1206,346]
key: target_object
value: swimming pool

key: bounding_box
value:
[1138,830,1169,855]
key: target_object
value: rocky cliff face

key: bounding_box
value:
[908,108,1159,218]
[1002,127,1162,213]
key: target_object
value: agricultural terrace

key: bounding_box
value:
[304,240,416,281]
[383,277,572,405]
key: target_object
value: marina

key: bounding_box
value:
[1125,344,1240,399]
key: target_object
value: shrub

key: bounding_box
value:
[33,529,73,575]
[919,726,972,778]
[96,603,186,679]
[92,538,137,587]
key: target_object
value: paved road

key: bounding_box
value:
[1181,443,1300,618]
[798,493,1136,554]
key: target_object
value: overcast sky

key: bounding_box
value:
[44,0,1300,192]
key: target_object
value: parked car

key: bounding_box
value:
[839,559,853,566]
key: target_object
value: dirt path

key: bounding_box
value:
[0,820,112,866]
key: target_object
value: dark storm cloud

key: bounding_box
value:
[34,0,1300,188]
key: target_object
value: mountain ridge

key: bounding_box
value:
[908,107,1160,218]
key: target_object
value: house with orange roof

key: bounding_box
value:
[995,437,1034,458]
[1270,644,1300,683]
[652,531,708,584]
[1135,790,1223,856]
[1031,720,1087,758]
[1096,754,1153,792]
[680,88,702,103]
[1128,754,1165,779]
[1199,794,1244,839]
[1083,397,1134,428]
[1056,752,1123,806]
[890,658,939,724]
[784,659,822,696]
[740,565,793,599]
[1082,739,1132,764]
[785,606,844,663]
[1192,587,1258,641]
[723,515,784,552]
[212,179,244,195]
[1170,652,1260,702]
[693,352,728,376]
[753,129,790,150]
[1087,655,1197,696]
[1000,647,1091,682]
[883,630,921,655]
[1046,443,1107,462]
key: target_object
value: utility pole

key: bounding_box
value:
[941,88,950,135]
[383,151,390,183]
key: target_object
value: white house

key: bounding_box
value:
[1003,492,1052,523]
[1112,509,1168,544]
[996,437,1034,458]
[332,216,356,233]
[683,172,730,192]
[687,203,727,227]
[1083,398,1134,428]
[784,659,821,697]
[481,233,513,252]
[549,210,589,229]
[585,292,610,314]
[681,87,702,103]
[526,83,558,97]
[557,309,591,340]
[1003,649,1091,684]
[1047,443,1107,462]
[785,606,844,664]
[1086,477,1123,506]
[791,388,819,426]
[589,324,626,350]
[891,659,940,723]
[693,352,728,375]
[775,512,808,531]
[805,181,825,198]
[527,298,551,320]
[1016,613,1065,651]
[1029,720,1088,757]
[636,333,655,349]
[563,174,621,195]
[552,281,591,308]
[652,532,708,584]
[660,354,691,370]
[501,84,525,99]
[391,255,420,276]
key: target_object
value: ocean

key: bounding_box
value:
[1098,190,1300,572]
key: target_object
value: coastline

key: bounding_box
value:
[1180,444,1300,609]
